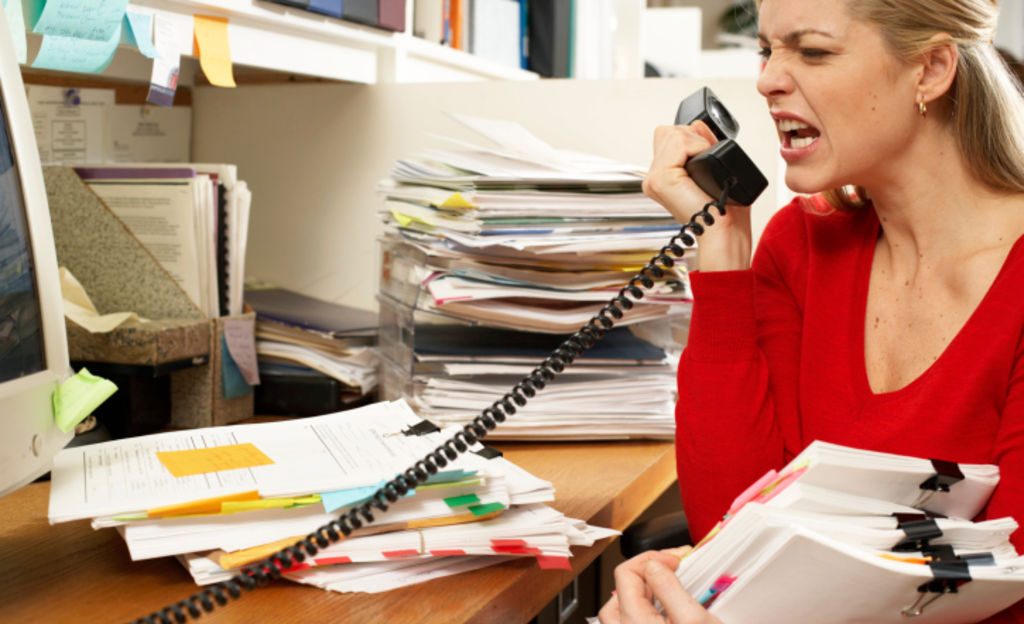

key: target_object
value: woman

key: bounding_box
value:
[600,0,1024,622]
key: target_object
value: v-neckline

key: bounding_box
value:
[854,210,1024,400]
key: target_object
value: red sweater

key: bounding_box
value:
[677,198,1024,623]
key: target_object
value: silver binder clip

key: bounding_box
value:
[901,591,945,617]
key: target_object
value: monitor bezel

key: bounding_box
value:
[0,6,73,497]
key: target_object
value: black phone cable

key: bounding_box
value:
[131,180,735,624]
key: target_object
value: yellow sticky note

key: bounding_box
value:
[440,192,476,210]
[157,443,273,478]
[148,490,260,518]
[193,14,235,87]
[52,368,118,433]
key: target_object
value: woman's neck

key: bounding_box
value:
[863,129,1024,271]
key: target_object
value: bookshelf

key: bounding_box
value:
[27,0,539,86]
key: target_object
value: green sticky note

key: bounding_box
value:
[467,502,505,517]
[32,24,121,74]
[443,493,482,509]
[3,0,27,64]
[31,0,128,41]
[52,368,118,433]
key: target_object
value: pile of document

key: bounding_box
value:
[672,441,1024,623]
[245,286,380,407]
[76,163,251,318]
[47,400,617,593]
[377,114,689,440]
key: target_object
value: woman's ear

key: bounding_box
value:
[917,34,959,105]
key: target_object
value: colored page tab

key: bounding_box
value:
[148,490,260,518]
[467,502,505,517]
[221,335,253,399]
[52,368,118,433]
[32,24,121,74]
[221,496,319,514]
[156,443,274,478]
[223,317,260,385]
[3,0,27,64]
[193,15,235,87]
[217,535,304,570]
[124,10,157,59]
[418,478,482,492]
[426,469,477,484]
[444,493,481,509]
[321,483,382,514]
[32,0,128,41]
[536,556,572,571]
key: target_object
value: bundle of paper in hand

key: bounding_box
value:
[47,400,617,594]
[377,114,691,440]
[245,286,380,411]
[666,442,1024,623]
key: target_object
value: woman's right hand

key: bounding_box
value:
[642,122,753,272]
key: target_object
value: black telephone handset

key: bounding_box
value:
[135,88,770,623]
[676,87,768,207]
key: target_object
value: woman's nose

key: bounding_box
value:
[756,53,794,100]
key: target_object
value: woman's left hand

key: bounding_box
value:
[597,547,723,624]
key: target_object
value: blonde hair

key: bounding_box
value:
[760,0,1024,210]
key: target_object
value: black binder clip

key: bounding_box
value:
[892,517,944,552]
[919,459,965,493]
[474,446,503,460]
[900,559,972,618]
[401,419,440,436]
[913,459,965,509]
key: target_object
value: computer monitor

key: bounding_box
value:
[0,7,73,497]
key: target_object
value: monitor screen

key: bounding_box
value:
[0,97,45,383]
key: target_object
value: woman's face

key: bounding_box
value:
[757,0,921,194]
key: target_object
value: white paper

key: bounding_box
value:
[108,104,191,162]
[26,85,113,164]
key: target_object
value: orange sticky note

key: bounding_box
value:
[148,490,260,518]
[157,443,273,477]
[193,14,236,87]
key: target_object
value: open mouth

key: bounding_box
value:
[779,119,821,149]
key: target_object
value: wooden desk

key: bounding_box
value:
[0,441,675,623]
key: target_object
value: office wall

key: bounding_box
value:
[192,78,782,311]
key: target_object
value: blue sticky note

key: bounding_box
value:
[32,0,128,41]
[123,10,157,59]
[3,0,27,64]
[32,25,121,74]
[221,335,253,400]
[321,482,384,514]
[426,469,477,484]
[308,0,343,18]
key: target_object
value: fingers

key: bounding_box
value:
[644,560,721,624]
[615,551,671,623]
[649,124,714,173]
[597,594,621,624]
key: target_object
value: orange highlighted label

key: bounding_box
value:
[157,443,273,477]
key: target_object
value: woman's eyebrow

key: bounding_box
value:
[757,29,836,45]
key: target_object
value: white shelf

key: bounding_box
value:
[116,0,538,84]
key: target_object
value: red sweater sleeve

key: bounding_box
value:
[676,203,807,541]
[979,335,1024,624]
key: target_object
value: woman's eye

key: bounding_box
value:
[800,48,830,59]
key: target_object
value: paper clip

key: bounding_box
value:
[901,591,945,617]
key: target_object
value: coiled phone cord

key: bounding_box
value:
[131,180,734,624]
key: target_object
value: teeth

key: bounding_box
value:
[791,136,817,149]
[778,119,811,132]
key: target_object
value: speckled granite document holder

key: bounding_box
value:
[44,166,254,428]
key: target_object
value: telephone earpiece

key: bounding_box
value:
[676,87,768,207]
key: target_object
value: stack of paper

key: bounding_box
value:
[245,286,380,400]
[377,114,688,440]
[47,400,616,593]
[75,163,251,317]
[670,441,1024,623]
[382,323,676,440]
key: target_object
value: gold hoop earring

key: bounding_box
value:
[917,99,927,117]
